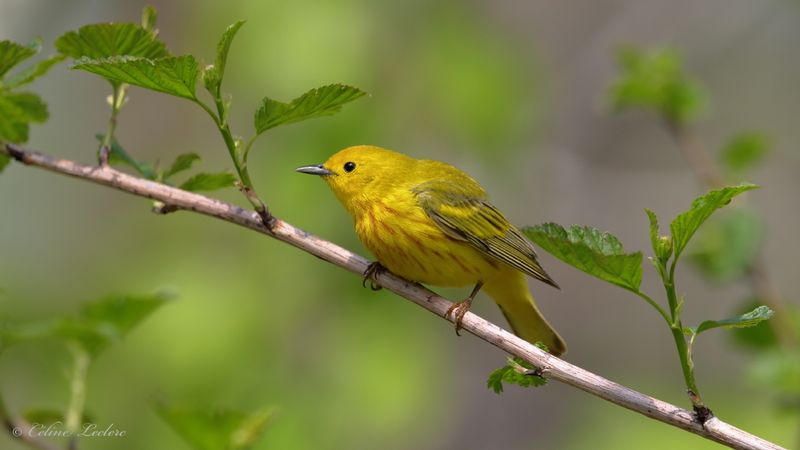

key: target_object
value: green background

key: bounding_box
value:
[1,0,798,448]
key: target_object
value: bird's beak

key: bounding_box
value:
[295,164,334,176]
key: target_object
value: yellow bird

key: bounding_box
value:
[297,145,566,356]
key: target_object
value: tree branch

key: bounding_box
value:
[0,143,786,450]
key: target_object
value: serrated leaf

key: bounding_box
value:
[730,299,792,350]
[688,208,762,280]
[487,357,547,394]
[211,21,245,93]
[1,292,170,357]
[55,23,168,60]
[524,223,643,292]
[720,132,770,175]
[179,172,237,192]
[155,402,275,450]
[254,84,366,134]
[608,47,706,124]
[5,54,66,88]
[0,91,48,144]
[73,55,198,100]
[646,209,659,255]
[670,183,758,261]
[164,153,201,178]
[694,305,774,336]
[0,40,37,78]
[95,134,156,179]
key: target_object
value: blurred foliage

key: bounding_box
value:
[688,209,762,281]
[416,8,536,150]
[1,292,170,357]
[720,132,771,179]
[608,47,706,125]
[748,349,800,404]
[155,401,274,450]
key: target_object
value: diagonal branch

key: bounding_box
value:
[0,143,786,450]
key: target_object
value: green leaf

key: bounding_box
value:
[688,208,762,280]
[670,183,758,261]
[155,402,275,450]
[720,132,770,176]
[73,56,198,100]
[729,299,792,350]
[608,47,707,124]
[5,54,66,88]
[1,292,170,357]
[0,40,37,78]
[0,91,48,144]
[95,134,156,179]
[204,21,245,95]
[487,357,547,394]
[4,92,48,122]
[0,153,10,173]
[254,84,366,134]
[164,153,201,178]
[693,305,774,336]
[141,5,158,32]
[179,172,237,192]
[55,23,168,60]
[645,208,673,263]
[523,223,643,292]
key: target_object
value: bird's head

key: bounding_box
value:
[296,145,414,215]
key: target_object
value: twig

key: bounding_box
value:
[663,121,798,348]
[0,143,787,450]
[665,120,724,187]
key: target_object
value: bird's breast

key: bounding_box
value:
[354,200,501,287]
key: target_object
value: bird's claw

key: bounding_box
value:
[362,261,385,291]
[445,298,473,336]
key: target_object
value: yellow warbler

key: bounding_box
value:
[297,145,565,355]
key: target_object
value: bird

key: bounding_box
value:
[296,145,565,356]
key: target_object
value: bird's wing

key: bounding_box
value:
[412,179,558,288]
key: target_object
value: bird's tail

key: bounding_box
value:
[483,269,566,356]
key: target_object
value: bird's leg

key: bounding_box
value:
[362,261,385,291]
[445,281,484,336]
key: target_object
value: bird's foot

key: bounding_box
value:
[445,298,473,336]
[444,282,483,336]
[362,261,385,291]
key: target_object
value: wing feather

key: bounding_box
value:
[412,179,558,288]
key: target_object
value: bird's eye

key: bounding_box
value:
[343,161,356,173]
